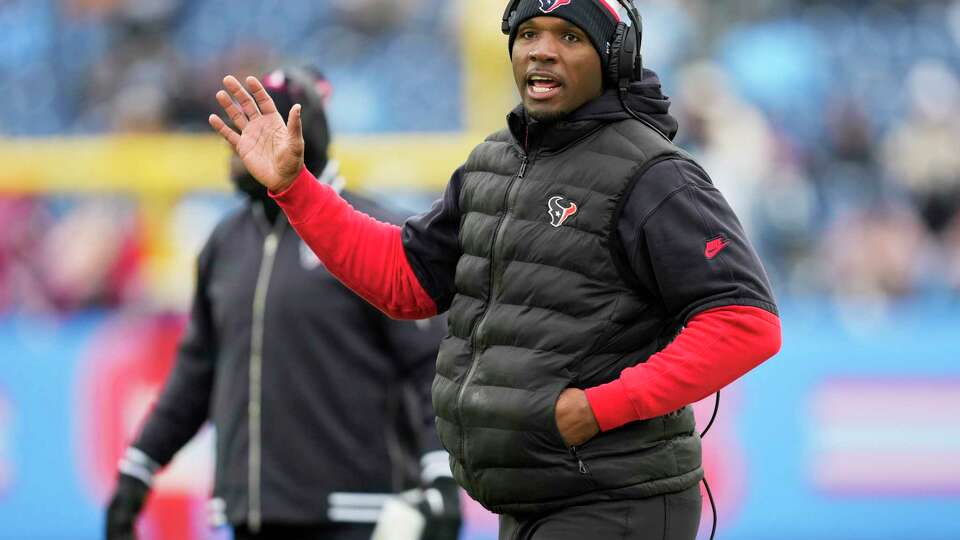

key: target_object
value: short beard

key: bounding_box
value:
[525,106,570,124]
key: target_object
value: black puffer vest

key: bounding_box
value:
[433,91,703,515]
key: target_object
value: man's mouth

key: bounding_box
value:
[526,73,562,100]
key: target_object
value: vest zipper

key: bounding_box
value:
[247,219,284,533]
[570,446,589,474]
[455,154,528,490]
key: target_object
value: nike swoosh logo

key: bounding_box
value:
[705,236,729,260]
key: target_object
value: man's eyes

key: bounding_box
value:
[518,30,582,42]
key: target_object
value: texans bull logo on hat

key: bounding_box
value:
[539,0,573,13]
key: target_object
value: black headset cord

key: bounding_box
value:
[699,391,720,540]
[620,79,720,537]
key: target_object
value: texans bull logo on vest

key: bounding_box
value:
[539,0,573,14]
[547,196,578,227]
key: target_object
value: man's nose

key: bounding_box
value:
[528,36,560,63]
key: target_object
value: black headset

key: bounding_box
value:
[500,0,644,91]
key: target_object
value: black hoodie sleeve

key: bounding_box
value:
[617,158,777,323]
[400,167,465,314]
[132,239,218,466]
[380,314,446,456]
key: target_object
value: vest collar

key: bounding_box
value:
[507,104,606,155]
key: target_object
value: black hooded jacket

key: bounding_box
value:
[131,183,446,527]
[400,72,776,513]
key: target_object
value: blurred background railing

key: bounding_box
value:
[0,0,958,539]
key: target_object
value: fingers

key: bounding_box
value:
[223,75,260,120]
[208,114,241,150]
[286,104,303,141]
[246,76,278,115]
[215,90,247,130]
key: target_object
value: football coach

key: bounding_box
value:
[208,1,782,538]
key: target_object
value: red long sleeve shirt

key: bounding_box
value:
[273,167,781,431]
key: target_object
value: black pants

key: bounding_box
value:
[498,485,702,540]
[232,522,375,540]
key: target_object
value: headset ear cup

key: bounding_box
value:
[606,23,627,86]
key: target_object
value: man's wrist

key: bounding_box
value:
[270,166,311,196]
[584,379,641,432]
[269,166,335,225]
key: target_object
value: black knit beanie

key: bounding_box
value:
[507,0,627,67]
[262,66,332,176]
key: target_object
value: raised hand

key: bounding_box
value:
[209,75,305,193]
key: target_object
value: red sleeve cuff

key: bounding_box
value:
[584,379,640,432]
[269,167,332,225]
[584,305,781,432]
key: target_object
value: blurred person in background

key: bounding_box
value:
[41,199,143,310]
[884,60,960,237]
[74,0,187,132]
[105,66,461,540]
[209,1,781,538]
[818,203,934,300]
[0,198,50,311]
[0,197,142,312]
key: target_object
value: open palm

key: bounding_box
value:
[208,75,305,193]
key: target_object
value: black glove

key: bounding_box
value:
[105,473,150,540]
[418,477,462,540]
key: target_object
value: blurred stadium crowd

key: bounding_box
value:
[2,0,960,314]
